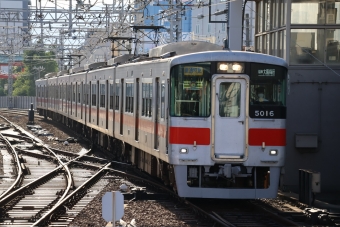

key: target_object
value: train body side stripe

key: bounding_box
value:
[169,127,210,145]
[248,128,286,146]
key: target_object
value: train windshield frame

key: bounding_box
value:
[170,62,211,117]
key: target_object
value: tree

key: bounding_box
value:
[12,50,58,96]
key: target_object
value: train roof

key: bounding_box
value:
[39,41,287,81]
[149,41,223,58]
[170,50,288,68]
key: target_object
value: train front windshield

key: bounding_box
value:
[170,62,211,117]
[249,63,287,119]
[170,61,287,119]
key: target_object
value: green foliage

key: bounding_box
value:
[13,76,35,96]
[0,79,7,96]
[12,50,58,96]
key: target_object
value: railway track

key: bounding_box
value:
[0,109,336,227]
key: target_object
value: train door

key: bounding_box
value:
[120,79,124,135]
[71,83,77,116]
[135,78,140,141]
[154,78,160,149]
[44,85,46,108]
[106,80,109,129]
[212,76,248,159]
[89,81,92,123]
[54,84,56,110]
[81,82,83,120]
[61,84,63,112]
[97,81,99,125]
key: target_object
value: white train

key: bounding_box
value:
[36,41,288,199]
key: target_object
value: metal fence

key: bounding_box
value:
[0,96,36,109]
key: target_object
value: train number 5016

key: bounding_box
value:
[255,110,274,117]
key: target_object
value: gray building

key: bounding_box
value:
[256,0,340,193]
[191,0,255,48]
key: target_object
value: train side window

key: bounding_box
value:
[78,84,81,103]
[92,84,97,106]
[142,83,152,117]
[161,83,165,119]
[109,84,114,109]
[67,85,71,101]
[125,82,134,113]
[100,84,105,108]
[73,84,76,102]
[115,82,120,110]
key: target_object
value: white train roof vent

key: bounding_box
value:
[44,72,57,78]
[149,41,223,58]
[84,61,107,70]
[107,54,134,66]
[57,70,69,77]
[70,66,85,74]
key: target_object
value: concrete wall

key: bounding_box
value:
[0,96,35,109]
[284,66,340,192]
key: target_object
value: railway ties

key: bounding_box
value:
[0,113,104,226]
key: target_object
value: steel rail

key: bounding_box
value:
[0,114,73,209]
[32,163,111,226]
[0,117,24,200]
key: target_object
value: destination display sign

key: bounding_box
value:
[258,69,275,76]
[184,66,203,76]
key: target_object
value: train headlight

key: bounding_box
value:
[218,63,228,71]
[180,148,188,153]
[269,150,278,155]
[232,64,242,72]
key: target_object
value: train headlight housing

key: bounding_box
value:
[180,148,188,153]
[269,150,278,155]
[218,62,244,73]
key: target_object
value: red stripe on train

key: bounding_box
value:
[169,127,210,145]
[248,128,286,146]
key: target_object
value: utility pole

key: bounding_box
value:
[245,13,250,47]
[33,66,45,80]
[8,53,13,109]
[175,0,182,42]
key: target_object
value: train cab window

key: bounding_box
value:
[100,84,105,108]
[170,62,211,117]
[92,84,97,106]
[249,64,287,106]
[109,84,114,109]
[219,82,241,117]
[249,63,287,119]
[125,83,134,113]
